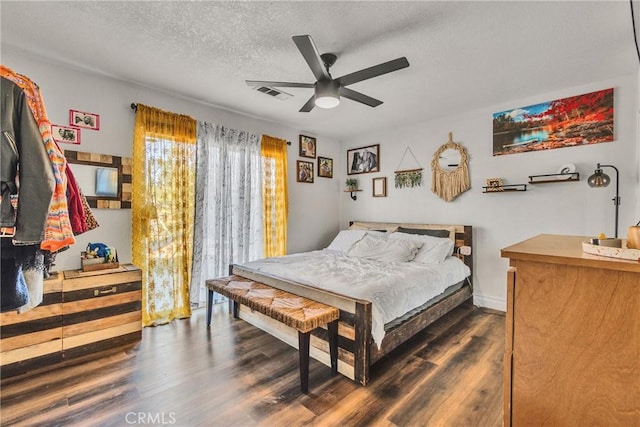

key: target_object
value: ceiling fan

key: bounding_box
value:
[246,35,410,112]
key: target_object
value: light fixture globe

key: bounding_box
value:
[314,79,340,109]
[587,168,611,188]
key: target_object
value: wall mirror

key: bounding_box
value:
[430,132,471,202]
[65,150,132,209]
[437,147,462,172]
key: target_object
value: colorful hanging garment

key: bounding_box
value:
[1,65,75,252]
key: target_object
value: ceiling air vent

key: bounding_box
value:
[253,86,293,101]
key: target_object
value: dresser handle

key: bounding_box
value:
[94,286,117,296]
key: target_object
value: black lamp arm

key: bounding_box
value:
[597,163,620,237]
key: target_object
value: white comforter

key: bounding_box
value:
[239,249,471,346]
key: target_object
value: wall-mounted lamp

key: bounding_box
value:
[587,163,620,237]
[314,80,340,109]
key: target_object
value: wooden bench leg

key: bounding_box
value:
[298,331,310,393]
[328,320,338,375]
[206,289,214,327]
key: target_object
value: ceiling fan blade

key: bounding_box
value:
[292,35,330,81]
[299,95,316,112]
[339,87,383,108]
[246,80,314,89]
[336,57,410,87]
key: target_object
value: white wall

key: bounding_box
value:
[340,74,639,311]
[3,48,342,271]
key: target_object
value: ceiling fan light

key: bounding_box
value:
[315,95,340,109]
[314,79,340,109]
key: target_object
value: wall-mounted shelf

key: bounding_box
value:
[344,189,362,201]
[482,184,527,193]
[528,172,580,184]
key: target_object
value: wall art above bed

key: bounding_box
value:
[347,144,380,175]
[492,88,614,156]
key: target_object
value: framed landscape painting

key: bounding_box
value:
[492,88,614,156]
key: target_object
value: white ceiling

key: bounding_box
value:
[2,1,638,140]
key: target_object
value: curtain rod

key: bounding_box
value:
[131,102,291,145]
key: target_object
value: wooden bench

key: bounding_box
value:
[205,275,339,392]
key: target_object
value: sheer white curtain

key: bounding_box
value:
[190,122,263,305]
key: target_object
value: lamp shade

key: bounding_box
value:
[315,80,340,109]
[587,169,610,188]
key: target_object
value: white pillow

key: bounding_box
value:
[326,229,368,252]
[389,232,454,264]
[326,229,387,253]
[347,233,422,262]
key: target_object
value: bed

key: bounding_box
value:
[229,221,473,386]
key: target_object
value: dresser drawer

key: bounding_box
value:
[0,273,63,378]
[62,266,142,360]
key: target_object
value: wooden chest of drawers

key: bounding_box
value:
[0,265,142,378]
[0,273,64,377]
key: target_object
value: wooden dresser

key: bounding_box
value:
[1,264,142,378]
[501,235,639,426]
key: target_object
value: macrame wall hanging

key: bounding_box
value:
[394,147,423,188]
[431,132,470,202]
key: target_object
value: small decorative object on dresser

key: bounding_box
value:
[628,222,640,249]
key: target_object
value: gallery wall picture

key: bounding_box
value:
[492,88,614,156]
[69,109,100,130]
[299,134,316,158]
[318,157,333,178]
[52,124,81,144]
[347,144,380,175]
[297,160,314,183]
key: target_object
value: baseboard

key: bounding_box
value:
[473,293,506,312]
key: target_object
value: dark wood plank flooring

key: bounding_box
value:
[1,302,504,426]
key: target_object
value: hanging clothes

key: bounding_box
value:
[1,75,55,312]
[1,65,75,253]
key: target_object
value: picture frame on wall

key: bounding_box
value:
[51,124,81,144]
[347,144,380,175]
[69,109,100,130]
[296,160,314,183]
[373,177,387,197]
[318,156,333,178]
[299,134,316,158]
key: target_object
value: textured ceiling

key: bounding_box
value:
[1,1,638,140]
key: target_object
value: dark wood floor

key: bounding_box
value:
[1,303,504,427]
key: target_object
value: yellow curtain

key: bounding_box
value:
[132,104,197,326]
[261,135,289,257]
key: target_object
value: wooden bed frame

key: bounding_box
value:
[230,221,473,386]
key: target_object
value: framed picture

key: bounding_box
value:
[485,177,504,192]
[69,109,100,130]
[299,134,316,158]
[318,156,333,178]
[373,177,387,197]
[51,124,81,144]
[296,160,314,183]
[347,144,380,175]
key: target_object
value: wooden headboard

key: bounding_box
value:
[349,221,473,285]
